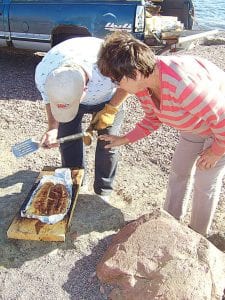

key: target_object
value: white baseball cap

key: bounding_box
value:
[45,64,86,123]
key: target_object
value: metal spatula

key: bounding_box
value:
[12,132,92,158]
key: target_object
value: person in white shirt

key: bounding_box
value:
[35,37,128,201]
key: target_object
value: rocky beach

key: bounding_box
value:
[0,31,225,299]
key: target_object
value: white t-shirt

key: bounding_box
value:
[35,37,116,105]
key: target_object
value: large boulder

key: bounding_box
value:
[96,210,225,300]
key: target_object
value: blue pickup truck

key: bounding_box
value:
[0,0,194,51]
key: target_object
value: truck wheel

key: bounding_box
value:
[187,6,194,30]
[52,34,76,47]
[52,26,92,47]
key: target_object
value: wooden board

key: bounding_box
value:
[7,167,84,242]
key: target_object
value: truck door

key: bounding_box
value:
[8,0,52,51]
[0,0,8,46]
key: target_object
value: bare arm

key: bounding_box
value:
[99,134,130,148]
[90,88,130,130]
[40,104,59,148]
[109,88,130,108]
[45,104,59,130]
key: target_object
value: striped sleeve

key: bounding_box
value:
[125,92,162,143]
[177,77,225,155]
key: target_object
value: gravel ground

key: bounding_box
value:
[0,32,225,299]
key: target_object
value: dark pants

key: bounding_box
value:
[58,102,125,196]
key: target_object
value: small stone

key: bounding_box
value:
[100,286,105,294]
[70,231,78,240]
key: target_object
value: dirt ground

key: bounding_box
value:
[0,33,225,299]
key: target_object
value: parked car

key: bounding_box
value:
[0,0,194,51]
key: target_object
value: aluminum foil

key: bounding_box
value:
[21,168,73,224]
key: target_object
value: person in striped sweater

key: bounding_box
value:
[97,31,225,236]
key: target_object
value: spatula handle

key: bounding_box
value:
[57,132,88,144]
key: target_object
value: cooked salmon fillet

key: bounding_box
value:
[27,182,69,216]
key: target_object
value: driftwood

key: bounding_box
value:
[203,36,225,46]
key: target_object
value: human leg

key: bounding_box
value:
[164,132,205,220]
[190,141,225,235]
[94,104,125,196]
[58,107,85,168]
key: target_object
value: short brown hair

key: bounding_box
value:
[97,31,156,82]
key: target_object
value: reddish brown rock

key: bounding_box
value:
[96,210,225,300]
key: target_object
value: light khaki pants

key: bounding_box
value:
[164,132,225,236]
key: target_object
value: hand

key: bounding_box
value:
[40,128,59,149]
[196,147,222,170]
[82,130,94,146]
[90,103,118,130]
[98,134,129,148]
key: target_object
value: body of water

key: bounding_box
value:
[192,0,225,30]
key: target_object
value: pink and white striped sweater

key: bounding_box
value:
[126,55,225,155]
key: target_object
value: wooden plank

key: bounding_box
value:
[7,167,84,242]
[177,29,219,48]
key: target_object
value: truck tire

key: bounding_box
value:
[157,0,194,30]
[52,25,92,47]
